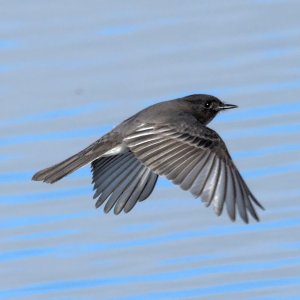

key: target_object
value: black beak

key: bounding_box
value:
[220,103,238,110]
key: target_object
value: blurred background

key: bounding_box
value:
[1,1,300,299]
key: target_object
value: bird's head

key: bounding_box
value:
[184,94,238,125]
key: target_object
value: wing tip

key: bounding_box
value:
[254,199,265,211]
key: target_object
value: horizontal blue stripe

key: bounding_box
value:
[121,277,300,300]
[0,101,113,128]
[7,228,78,242]
[0,186,92,207]
[0,125,112,146]
[216,101,300,123]
[0,247,55,263]
[98,18,180,36]
[1,258,299,298]
[203,80,300,97]
[0,39,18,49]
[0,209,92,230]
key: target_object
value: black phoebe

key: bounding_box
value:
[32,94,264,223]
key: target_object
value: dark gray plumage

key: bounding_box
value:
[32,94,264,223]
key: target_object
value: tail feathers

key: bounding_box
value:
[32,152,91,183]
[32,133,120,184]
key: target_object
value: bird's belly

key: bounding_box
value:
[102,143,128,156]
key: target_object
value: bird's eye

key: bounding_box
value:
[204,100,212,108]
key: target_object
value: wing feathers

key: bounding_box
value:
[91,152,158,214]
[225,168,236,221]
[110,163,143,214]
[172,150,204,184]
[189,152,214,195]
[124,123,263,223]
[138,172,158,202]
[213,160,227,216]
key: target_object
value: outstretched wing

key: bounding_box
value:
[91,151,158,214]
[124,123,264,223]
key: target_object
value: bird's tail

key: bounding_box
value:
[32,133,119,184]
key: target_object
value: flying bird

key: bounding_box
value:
[32,94,264,223]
